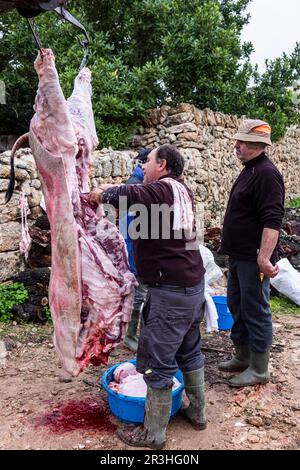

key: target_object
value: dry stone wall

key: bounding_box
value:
[130,104,300,227]
[0,105,299,281]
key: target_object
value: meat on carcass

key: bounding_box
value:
[28,49,136,376]
[19,192,32,259]
[109,362,181,398]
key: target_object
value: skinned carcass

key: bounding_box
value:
[109,363,181,398]
[24,49,136,376]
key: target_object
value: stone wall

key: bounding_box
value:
[130,104,300,227]
[0,104,299,281]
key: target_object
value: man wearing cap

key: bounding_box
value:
[219,119,285,387]
[121,148,151,351]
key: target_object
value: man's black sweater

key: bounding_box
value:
[102,174,205,287]
[221,153,285,262]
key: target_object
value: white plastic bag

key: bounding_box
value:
[204,292,219,333]
[270,258,300,306]
[199,244,223,287]
[199,245,223,332]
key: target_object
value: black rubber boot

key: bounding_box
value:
[229,351,270,387]
[124,309,140,352]
[117,387,172,449]
[219,344,250,373]
[181,367,206,430]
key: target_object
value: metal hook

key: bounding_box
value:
[25,5,90,68]
[27,17,43,57]
[53,6,90,69]
[78,37,89,70]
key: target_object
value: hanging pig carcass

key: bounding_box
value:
[12,49,136,376]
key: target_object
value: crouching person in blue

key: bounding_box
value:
[120,149,151,352]
[90,145,206,449]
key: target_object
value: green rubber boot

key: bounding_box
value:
[117,387,172,449]
[219,344,250,373]
[181,368,207,430]
[124,309,140,352]
[229,351,270,387]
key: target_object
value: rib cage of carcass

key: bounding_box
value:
[28,49,136,376]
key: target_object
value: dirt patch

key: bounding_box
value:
[0,315,299,450]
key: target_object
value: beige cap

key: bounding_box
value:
[232,119,272,146]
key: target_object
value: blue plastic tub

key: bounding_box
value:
[212,296,234,331]
[101,359,184,424]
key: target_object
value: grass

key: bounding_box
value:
[270,295,300,316]
[288,197,300,209]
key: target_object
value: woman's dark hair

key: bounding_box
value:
[156,144,185,176]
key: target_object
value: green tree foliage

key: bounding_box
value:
[248,45,300,141]
[0,0,300,147]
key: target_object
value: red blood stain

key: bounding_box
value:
[34,398,117,434]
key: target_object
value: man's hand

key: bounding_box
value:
[257,256,279,278]
[89,184,115,205]
[257,228,280,278]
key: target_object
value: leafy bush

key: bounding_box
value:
[289,197,300,209]
[43,305,52,324]
[0,283,29,322]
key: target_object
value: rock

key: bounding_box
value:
[273,323,283,330]
[159,106,170,123]
[291,404,300,411]
[167,123,198,135]
[0,165,28,181]
[179,132,199,141]
[247,434,260,444]
[145,109,161,126]
[129,134,144,148]
[269,431,280,441]
[0,178,9,192]
[166,112,195,126]
[31,179,41,190]
[0,221,23,252]
[194,109,204,126]
[246,416,263,428]
[176,141,206,150]
[167,104,191,115]
[112,157,122,177]
[0,251,25,282]
[101,157,113,178]
[204,108,217,126]
[235,421,247,427]
[167,133,177,143]
[58,376,72,383]
[0,191,22,223]
[283,418,297,426]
